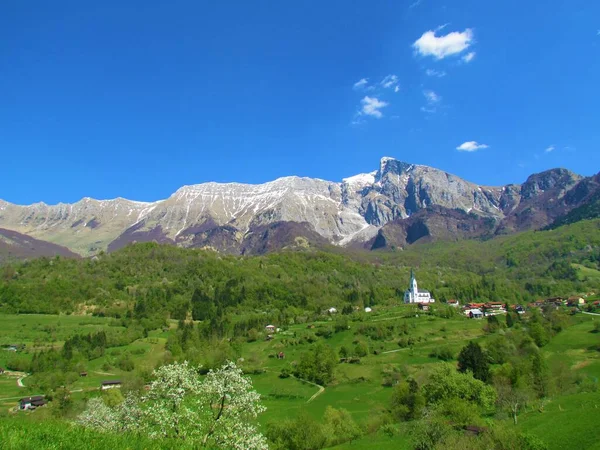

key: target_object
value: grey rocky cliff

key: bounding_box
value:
[0,157,591,255]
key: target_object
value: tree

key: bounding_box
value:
[354,342,368,357]
[322,406,362,446]
[191,288,215,322]
[528,322,549,347]
[295,343,337,385]
[77,361,268,449]
[391,379,425,421]
[485,314,501,333]
[496,381,530,425]
[267,412,327,450]
[506,312,515,328]
[339,346,349,359]
[531,351,550,398]
[423,364,496,410]
[457,341,490,382]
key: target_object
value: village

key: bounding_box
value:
[1,271,598,417]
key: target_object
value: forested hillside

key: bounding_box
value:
[1,219,598,317]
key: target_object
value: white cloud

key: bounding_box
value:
[381,74,399,89]
[360,96,388,118]
[423,90,441,104]
[421,90,441,113]
[425,69,446,77]
[353,78,369,90]
[409,0,423,8]
[456,141,489,152]
[462,51,476,63]
[394,85,400,93]
[413,28,474,59]
[545,145,555,153]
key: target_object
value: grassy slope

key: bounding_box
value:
[516,391,600,450]
[0,417,193,450]
[0,310,599,448]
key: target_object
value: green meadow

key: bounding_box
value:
[1,304,599,449]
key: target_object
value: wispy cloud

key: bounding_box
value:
[409,0,423,8]
[360,96,388,118]
[545,145,555,153]
[456,141,489,152]
[421,90,441,113]
[413,28,474,59]
[381,74,399,89]
[423,90,441,104]
[462,51,476,63]
[353,78,369,90]
[425,69,446,77]
[394,85,400,93]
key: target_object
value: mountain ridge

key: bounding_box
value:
[0,157,595,256]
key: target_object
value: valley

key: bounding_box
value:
[0,218,599,449]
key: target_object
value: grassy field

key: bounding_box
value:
[1,306,599,449]
[0,314,119,348]
[517,391,600,450]
[0,314,169,411]
[573,263,600,283]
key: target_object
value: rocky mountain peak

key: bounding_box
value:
[0,158,592,256]
[521,168,582,200]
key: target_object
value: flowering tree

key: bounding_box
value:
[76,392,142,433]
[76,361,267,449]
[200,361,267,449]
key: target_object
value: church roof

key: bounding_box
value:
[418,290,430,294]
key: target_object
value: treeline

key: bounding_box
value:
[0,219,599,317]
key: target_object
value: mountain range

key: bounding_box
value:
[1,157,598,258]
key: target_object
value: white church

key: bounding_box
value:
[404,269,435,304]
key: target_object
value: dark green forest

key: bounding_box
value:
[1,219,599,318]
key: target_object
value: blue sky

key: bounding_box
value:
[1,0,599,204]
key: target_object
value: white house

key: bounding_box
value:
[328,307,338,314]
[265,325,276,333]
[404,270,434,304]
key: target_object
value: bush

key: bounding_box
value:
[429,347,454,361]
[117,356,134,372]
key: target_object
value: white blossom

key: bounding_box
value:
[76,361,268,449]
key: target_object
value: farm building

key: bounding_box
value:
[510,304,526,314]
[101,380,122,390]
[264,324,276,333]
[418,303,430,311]
[19,396,46,410]
[447,299,460,307]
[483,302,506,315]
[567,296,585,306]
[466,309,484,319]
